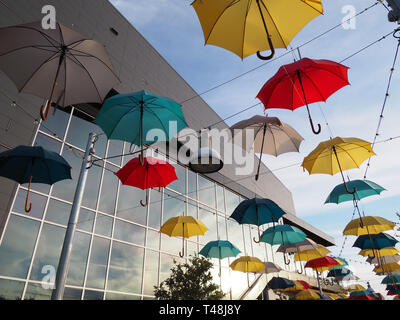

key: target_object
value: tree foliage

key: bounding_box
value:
[154,254,225,300]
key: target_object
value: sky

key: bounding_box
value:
[109,0,400,298]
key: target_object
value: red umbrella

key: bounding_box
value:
[305,256,339,271]
[297,280,312,290]
[256,58,349,135]
[115,156,178,206]
[348,295,377,300]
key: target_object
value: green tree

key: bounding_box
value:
[154,254,225,300]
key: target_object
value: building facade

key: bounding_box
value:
[0,0,335,300]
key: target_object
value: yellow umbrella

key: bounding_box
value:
[393,295,400,300]
[294,245,331,262]
[325,292,341,300]
[230,256,266,273]
[191,0,323,60]
[337,293,348,299]
[373,262,400,274]
[160,215,208,257]
[295,289,320,300]
[346,284,366,292]
[343,216,395,236]
[359,247,400,257]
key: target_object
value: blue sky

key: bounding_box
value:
[109,0,400,297]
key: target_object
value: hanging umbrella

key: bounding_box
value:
[295,289,320,300]
[282,280,309,292]
[317,293,335,300]
[199,240,241,276]
[346,284,367,292]
[305,256,339,273]
[0,21,119,121]
[260,224,307,264]
[327,267,351,278]
[94,90,188,162]
[381,275,400,284]
[230,115,303,180]
[325,179,386,204]
[349,290,376,298]
[230,256,266,286]
[294,245,331,262]
[368,254,400,265]
[0,145,71,212]
[114,156,178,206]
[359,247,400,258]
[160,216,208,257]
[267,277,294,290]
[373,263,400,274]
[257,58,349,134]
[336,273,360,282]
[191,0,323,60]
[277,238,319,273]
[262,261,282,274]
[343,216,395,236]
[353,233,398,251]
[348,295,377,300]
[387,287,400,295]
[301,137,375,216]
[230,198,286,243]
[329,257,348,270]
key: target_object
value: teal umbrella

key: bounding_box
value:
[325,179,385,204]
[381,274,400,285]
[0,145,71,212]
[329,256,348,270]
[94,90,188,161]
[199,240,241,276]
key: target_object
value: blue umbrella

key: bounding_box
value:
[230,198,286,242]
[352,232,398,251]
[0,145,71,212]
[267,277,294,290]
[327,267,351,278]
[349,290,375,297]
[381,275,400,285]
[260,225,307,245]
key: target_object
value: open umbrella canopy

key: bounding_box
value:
[199,240,241,259]
[368,254,400,265]
[260,224,307,245]
[277,238,319,254]
[282,280,312,292]
[295,289,320,300]
[262,261,282,274]
[343,216,395,236]
[359,247,400,258]
[346,284,366,292]
[229,256,265,273]
[329,256,348,270]
[267,277,294,290]
[381,274,400,284]
[305,256,339,272]
[349,290,375,297]
[387,287,400,295]
[373,262,400,274]
[327,267,351,278]
[301,137,375,176]
[0,145,71,212]
[160,216,208,257]
[0,21,119,120]
[348,295,377,300]
[94,90,188,148]
[192,0,323,60]
[353,232,398,250]
[294,244,331,262]
[325,179,386,204]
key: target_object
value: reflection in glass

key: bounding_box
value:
[162,191,184,224]
[146,229,160,251]
[105,292,140,300]
[114,220,145,246]
[122,143,139,166]
[107,242,144,294]
[225,189,240,216]
[187,198,197,219]
[143,250,159,295]
[148,189,161,229]
[83,290,104,300]
[198,206,216,245]
[66,232,91,286]
[187,170,197,200]
[98,165,118,214]
[216,185,225,212]
[160,233,182,256]
[243,226,253,257]
[45,198,71,226]
[30,223,66,281]
[107,140,123,166]
[12,189,46,219]
[39,107,70,139]
[187,241,198,258]
[198,175,215,208]
[86,237,110,290]
[0,215,40,278]
[167,162,185,194]
[77,208,95,232]
[63,287,83,300]
[24,283,52,300]
[94,213,113,237]
[82,159,102,209]
[117,184,146,226]
[226,218,244,254]
[0,278,25,300]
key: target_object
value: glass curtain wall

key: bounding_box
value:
[0,107,297,300]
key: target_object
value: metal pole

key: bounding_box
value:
[52,132,97,300]
[316,270,323,296]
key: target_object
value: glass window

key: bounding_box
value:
[107,242,144,294]
[63,287,82,300]
[94,213,113,237]
[77,208,95,232]
[12,188,47,219]
[113,220,145,246]
[187,170,197,200]
[66,110,107,157]
[105,292,141,300]
[39,107,70,139]
[217,215,227,241]
[159,253,176,284]
[148,189,161,229]
[146,229,160,251]
[243,226,253,257]
[198,206,217,245]
[198,175,215,208]
[85,236,110,290]
[0,278,25,300]
[225,189,240,216]
[98,165,118,214]
[83,290,104,300]
[187,241,198,258]
[30,223,66,281]
[167,162,185,194]
[117,184,147,226]
[226,218,244,254]
[187,198,197,219]
[160,233,182,256]
[45,198,71,226]
[162,191,185,224]
[216,185,225,212]
[66,231,91,287]
[106,139,124,166]
[24,283,52,300]
[82,159,103,210]
[143,250,159,295]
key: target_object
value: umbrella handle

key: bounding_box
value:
[140,189,149,207]
[296,260,304,274]
[25,163,33,213]
[253,225,261,243]
[284,253,291,265]
[308,116,321,135]
[255,0,275,61]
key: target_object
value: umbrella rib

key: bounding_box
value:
[10,25,62,48]
[143,106,170,139]
[241,0,253,59]
[299,70,327,103]
[259,0,288,48]
[0,45,59,57]
[300,0,324,14]
[335,144,363,169]
[143,101,187,124]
